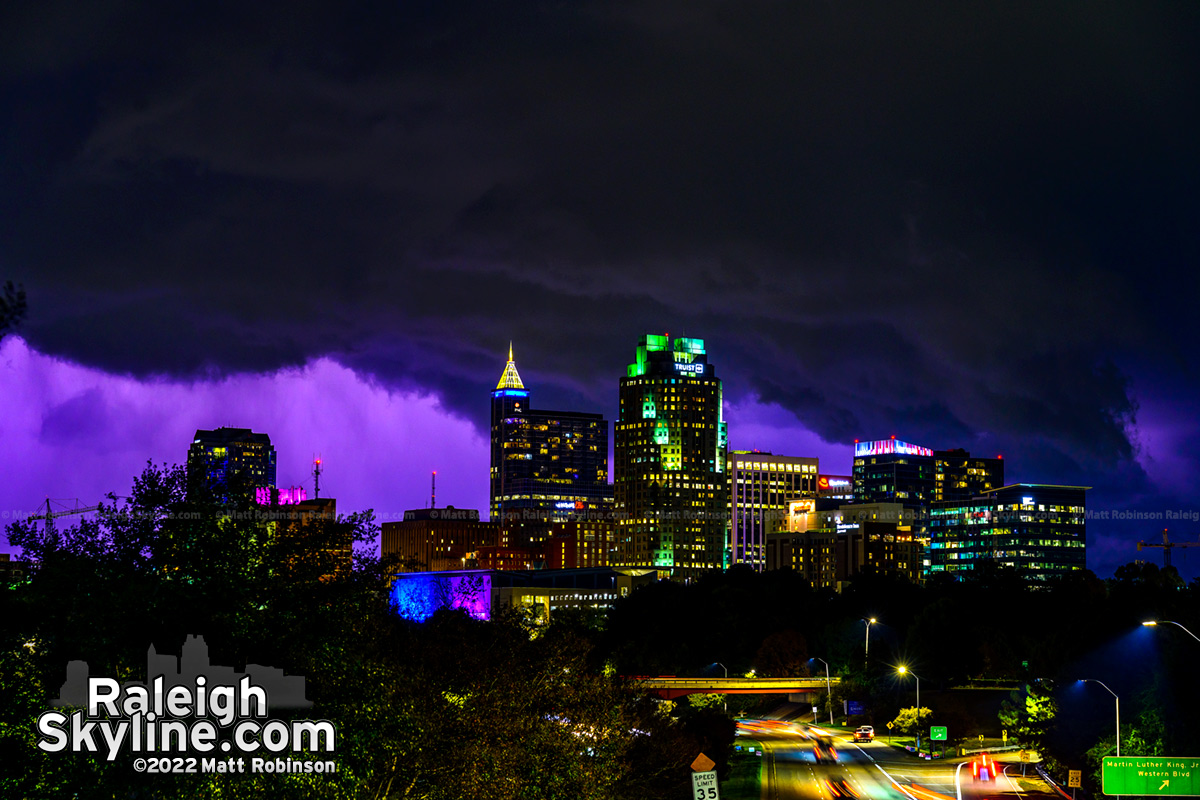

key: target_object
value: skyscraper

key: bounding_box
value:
[187,427,277,501]
[614,334,728,571]
[489,345,612,543]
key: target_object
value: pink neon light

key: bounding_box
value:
[255,486,308,505]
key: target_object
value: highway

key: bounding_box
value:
[735,719,1060,800]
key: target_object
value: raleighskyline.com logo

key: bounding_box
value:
[36,635,337,773]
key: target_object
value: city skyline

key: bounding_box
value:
[3,2,1200,580]
[2,332,1194,579]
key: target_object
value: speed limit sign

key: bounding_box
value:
[692,770,720,799]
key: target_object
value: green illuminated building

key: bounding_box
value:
[614,334,728,571]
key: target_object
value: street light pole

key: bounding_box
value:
[898,666,923,752]
[863,618,876,662]
[1081,679,1120,757]
[715,662,728,713]
[813,658,834,725]
[1143,620,1200,643]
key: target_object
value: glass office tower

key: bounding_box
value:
[490,345,611,544]
[614,334,728,571]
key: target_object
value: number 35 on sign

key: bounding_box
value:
[692,769,720,799]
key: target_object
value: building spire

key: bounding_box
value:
[496,343,525,390]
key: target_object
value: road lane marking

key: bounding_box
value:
[873,762,920,800]
[846,741,877,763]
[954,760,966,800]
[1003,765,1025,796]
[910,784,956,800]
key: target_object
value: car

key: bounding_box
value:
[813,735,839,764]
[853,726,875,742]
[972,752,995,782]
[826,774,860,798]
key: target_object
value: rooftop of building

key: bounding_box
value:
[192,427,273,444]
[625,333,715,379]
[495,342,526,391]
[982,483,1092,493]
[398,506,484,522]
[392,566,658,590]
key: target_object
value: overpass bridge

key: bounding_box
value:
[630,676,840,700]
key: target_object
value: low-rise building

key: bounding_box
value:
[0,553,26,584]
[545,518,617,569]
[381,507,498,572]
[389,567,659,623]
[765,501,922,588]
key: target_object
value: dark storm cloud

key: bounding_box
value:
[3,0,1199,498]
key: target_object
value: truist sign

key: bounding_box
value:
[854,440,933,458]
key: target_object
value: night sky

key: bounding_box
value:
[3,2,1199,578]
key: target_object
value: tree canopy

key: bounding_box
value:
[1,463,725,799]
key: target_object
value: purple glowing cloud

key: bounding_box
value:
[1,337,490,542]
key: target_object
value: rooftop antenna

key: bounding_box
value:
[313,455,323,499]
[431,470,437,509]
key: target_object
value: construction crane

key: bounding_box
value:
[1138,528,1200,569]
[28,499,101,531]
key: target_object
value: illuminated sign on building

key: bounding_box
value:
[554,500,586,510]
[789,499,815,514]
[673,362,705,374]
[854,440,933,458]
[819,476,852,490]
[255,486,307,505]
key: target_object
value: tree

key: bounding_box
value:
[998,681,1057,752]
[2,461,730,799]
[890,706,933,738]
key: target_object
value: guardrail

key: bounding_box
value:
[1037,763,1078,800]
[961,745,1023,755]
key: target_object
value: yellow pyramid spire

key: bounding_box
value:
[496,343,525,390]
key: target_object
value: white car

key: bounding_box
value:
[853,726,875,742]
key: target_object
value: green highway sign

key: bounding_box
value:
[930,727,947,741]
[1103,757,1200,796]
